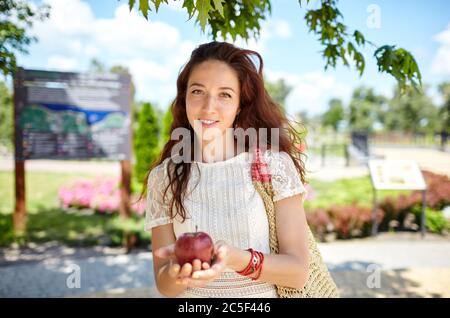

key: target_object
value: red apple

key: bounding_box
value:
[174,231,214,266]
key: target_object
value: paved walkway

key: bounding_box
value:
[1,233,449,298]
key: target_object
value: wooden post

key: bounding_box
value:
[13,69,27,236]
[119,160,132,218]
[13,160,26,235]
[421,190,426,238]
[345,145,350,166]
[371,188,378,236]
[321,144,326,167]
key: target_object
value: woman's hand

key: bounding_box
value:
[154,240,230,288]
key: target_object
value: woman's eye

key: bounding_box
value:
[192,89,202,94]
[220,92,232,98]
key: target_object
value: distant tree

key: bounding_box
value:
[160,106,173,147]
[438,82,450,134]
[322,98,344,133]
[347,86,386,133]
[386,85,438,134]
[0,81,13,151]
[265,78,292,112]
[133,102,160,184]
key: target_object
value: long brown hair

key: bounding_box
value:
[141,41,308,222]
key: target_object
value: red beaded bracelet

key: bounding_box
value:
[252,251,263,280]
[236,248,265,280]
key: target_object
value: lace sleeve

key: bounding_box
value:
[144,160,173,231]
[265,150,308,203]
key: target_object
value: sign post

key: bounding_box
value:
[13,68,132,235]
[368,160,427,238]
[13,72,26,235]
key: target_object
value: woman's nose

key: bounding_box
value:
[202,94,217,110]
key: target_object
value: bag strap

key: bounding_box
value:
[251,147,279,254]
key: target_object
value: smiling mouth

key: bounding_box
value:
[197,119,219,126]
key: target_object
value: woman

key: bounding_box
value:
[144,41,310,298]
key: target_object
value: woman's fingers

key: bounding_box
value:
[178,262,193,278]
[191,262,224,280]
[192,259,202,272]
[168,263,180,278]
[202,262,210,270]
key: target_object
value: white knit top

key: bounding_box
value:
[144,149,308,298]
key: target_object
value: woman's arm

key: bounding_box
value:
[153,193,309,291]
[151,223,189,297]
[226,193,310,289]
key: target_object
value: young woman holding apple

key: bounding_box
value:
[143,41,312,298]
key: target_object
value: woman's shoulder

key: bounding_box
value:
[262,148,290,162]
[147,157,172,183]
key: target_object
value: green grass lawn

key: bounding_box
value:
[0,170,409,247]
[305,177,410,210]
[0,171,148,247]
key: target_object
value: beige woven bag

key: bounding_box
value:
[251,147,340,298]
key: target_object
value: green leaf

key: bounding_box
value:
[139,0,150,19]
[129,0,136,11]
[182,0,196,20]
[340,47,349,66]
[353,30,365,46]
[374,45,422,91]
[354,51,365,76]
[212,0,224,17]
[154,0,163,12]
[196,0,212,31]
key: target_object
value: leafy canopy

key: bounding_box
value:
[129,0,421,92]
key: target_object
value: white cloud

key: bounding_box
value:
[273,20,292,38]
[46,55,80,71]
[431,23,450,77]
[266,70,353,117]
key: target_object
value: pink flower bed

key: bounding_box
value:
[58,177,146,215]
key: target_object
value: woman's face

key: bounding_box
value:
[186,60,241,143]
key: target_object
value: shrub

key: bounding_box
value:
[306,208,332,242]
[134,102,161,184]
[421,171,450,210]
[411,205,450,234]
[378,170,450,232]
[327,203,381,239]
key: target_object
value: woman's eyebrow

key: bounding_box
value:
[189,82,235,93]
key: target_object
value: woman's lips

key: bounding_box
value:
[197,120,219,128]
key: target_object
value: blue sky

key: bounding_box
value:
[18,0,450,117]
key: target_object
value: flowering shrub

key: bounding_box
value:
[306,208,332,241]
[421,170,450,210]
[306,170,450,241]
[307,204,383,241]
[327,204,381,239]
[58,177,146,215]
[378,170,450,231]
